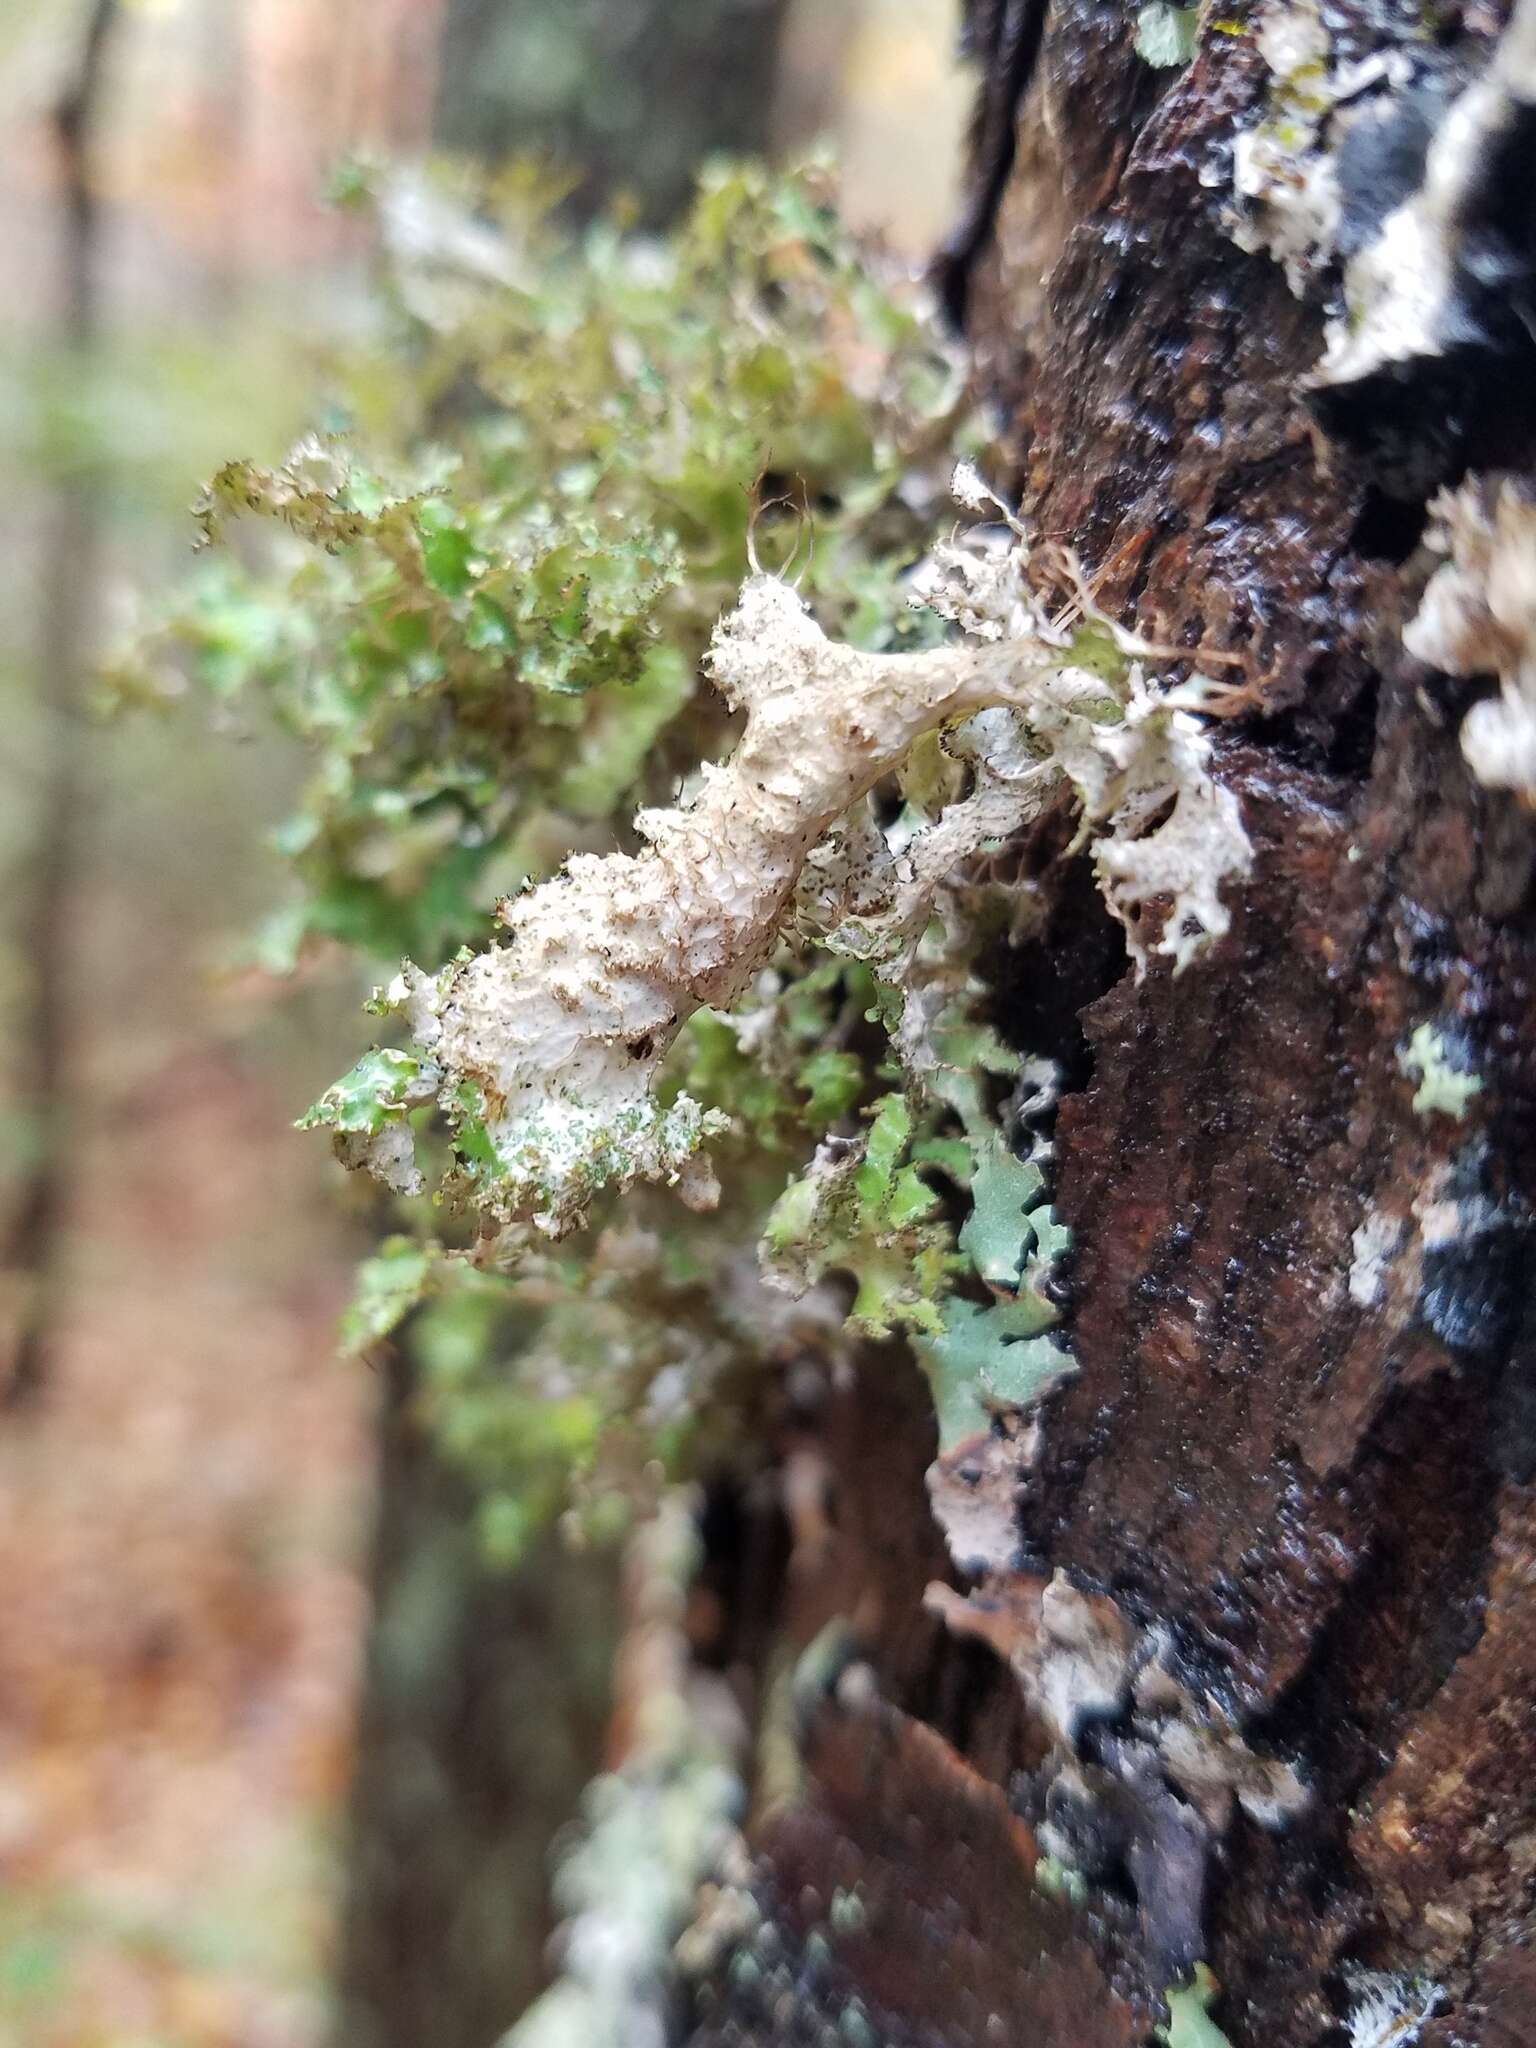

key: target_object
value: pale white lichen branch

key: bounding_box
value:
[1342,1966,1443,2048]
[349,499,1251,1239]
[1405,477,1536,799]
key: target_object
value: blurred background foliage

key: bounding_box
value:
[0,5,969,2045]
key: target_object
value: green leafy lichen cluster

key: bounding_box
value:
[121,160,1092,1559]
[762,1019,1072,1455]
[1158,1966,1235,2048]
[113,159,965,974]
[1135,3,1201,68]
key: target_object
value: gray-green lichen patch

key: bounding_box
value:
[1135,3,1201,69]
[504,1493,746,2048]
[1033,1854,1089,1909]
[761,1093,956,1340]
[913,1034,1074,1571]
[1397,1021,1483,1120]
[917,1287,1070,1451]
[760,999,1076,1575]
[1158,1965,1235,2048]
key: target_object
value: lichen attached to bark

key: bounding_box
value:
[1405,477,1536,800]
[313,495,1253,1244]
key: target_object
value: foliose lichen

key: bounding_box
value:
[1396,1020,1483,1120]
[319,476,1252,1247]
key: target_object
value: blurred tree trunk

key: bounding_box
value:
[330,1347,618,2048]
[3,0,118,1409]
[675,5,1536,2044]
[433,0,792,223]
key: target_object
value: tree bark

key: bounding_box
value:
[678,4,1536,2043]
[3,0,119,1409]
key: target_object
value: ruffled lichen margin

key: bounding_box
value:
[304,484,1253,1249]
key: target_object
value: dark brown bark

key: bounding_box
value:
[679,6,1536,2044]
[3,0,120,1409]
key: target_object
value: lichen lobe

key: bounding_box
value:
[340,510,1253,1243]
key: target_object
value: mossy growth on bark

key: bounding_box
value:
[120,159,1249,1575]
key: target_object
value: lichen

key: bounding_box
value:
[328,486,1251,1244]
[295,1045,441,1196]
[339,1234,443,1353]
[1342,1966,1443,2048]
[1397,1021,1483,1119]
[925,1572,1307,1935]
[1136,4,1201,70]
[1349,1202,1407,1309]
[504,1492,746,2048]
[1229,0,1343,294]
[1158,1965,1235,2048]
[112,159,970,976]
[761,1093,957,1338]
[129,157,1253,1584]
[925,1571,1136,1749]
[1404,478,1536,801]
[1318,0,1536,391]
[1411,1146,1525,1356]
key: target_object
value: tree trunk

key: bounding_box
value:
[3,0,119,1409]
[330,1348,618,2048]
[675,4,1536,2043]
[434,0,793,223]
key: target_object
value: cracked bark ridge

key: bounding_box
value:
[687,1702,1143,2048]
[987,0,1536,2038]
[1005,4,1442,750]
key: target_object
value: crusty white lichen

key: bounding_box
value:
[1342,1966,1443,2048]
[346,485,1251,1239]
[1349,1202,1407,1309]
[925,1572,1306,1822]
[1404,478,1536,800]
[1229,0,1345,294]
